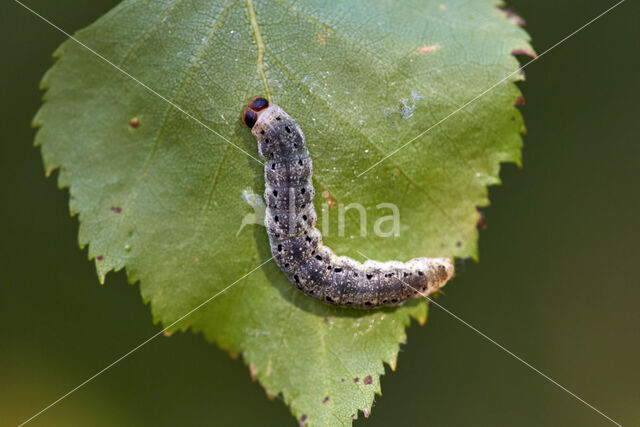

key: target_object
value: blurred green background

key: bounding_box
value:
[1,1,638,425]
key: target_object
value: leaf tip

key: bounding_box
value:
[249,362,258,381]
[418,313,427,326]
[497,6,526,26]
[511,48,538,60]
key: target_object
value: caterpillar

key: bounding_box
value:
[242,97,454,308]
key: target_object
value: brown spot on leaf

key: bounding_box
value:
[363,408,370,418]
[194,257,199,262]
[476,208,487,230]
[163,331,173,337]
[511,48,538,59]
[316,33,326,44]
[96,255,104,261]
[321,190,335,207]
[129,117,139,128]
[439,4,446,10]
[323,317,329,324]
[322,396,330,404]
[110,206,122,214]
[353,377,359,383]
[418,45,439,54]
[363,375,373,385]
[299,414,307,426]
[514,96,525,106]
[341,378,345,382]
[456,241,462,247]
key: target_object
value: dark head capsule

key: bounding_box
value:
[242,108,257,128]
[248,97,269,111]
[242,97,269,128]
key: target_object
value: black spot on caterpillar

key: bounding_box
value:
[242,97,454,308]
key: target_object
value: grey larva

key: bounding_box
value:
[242,97,454,308]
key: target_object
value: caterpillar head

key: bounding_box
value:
[242,97,270,128]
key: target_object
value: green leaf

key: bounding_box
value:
[34,0,532,424]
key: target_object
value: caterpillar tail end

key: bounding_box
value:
[444,258,455,281]
[427,257,455,296]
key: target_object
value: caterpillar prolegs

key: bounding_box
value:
[242,97,454,308]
